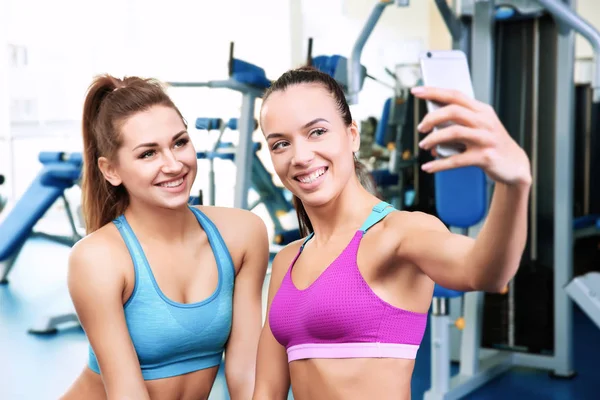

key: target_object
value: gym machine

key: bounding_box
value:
[192,117,299,247]
[348,0,600,399]
[168,42,270,211]
[0,152,83,334]
[168,43,302,248]
[426,0,600,398]
[0,152,83,286]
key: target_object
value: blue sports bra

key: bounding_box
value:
[88,206,235,380]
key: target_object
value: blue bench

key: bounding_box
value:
[0,152,83,284]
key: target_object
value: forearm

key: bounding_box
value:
[252,382,289,400]
[468,180,531,292]
[251,335,290,400]
[228,372,256,400]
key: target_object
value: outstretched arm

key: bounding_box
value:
[68,236,150,399]
[224,213,269,399]
[397,86,532,293]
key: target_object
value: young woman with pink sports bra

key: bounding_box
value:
[252,66,532,400]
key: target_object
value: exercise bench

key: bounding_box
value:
[0,152,83,285]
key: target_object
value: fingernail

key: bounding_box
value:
[418,140,426,148]
[417,123,425,132]
[421,162,431,171]
[411,87,425,94]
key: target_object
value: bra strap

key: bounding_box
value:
[359,201,395,233]
[301,232,315,248]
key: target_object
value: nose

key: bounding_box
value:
[161,150,183,174]
[291,143,314,167]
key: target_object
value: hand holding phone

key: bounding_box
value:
[412,50,531,186]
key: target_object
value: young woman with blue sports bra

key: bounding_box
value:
[252,67,532,400]
[61,75,269,400]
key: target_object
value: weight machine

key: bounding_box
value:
[192,117,299,246]
[168,42,270,211]
[347,0,600,399]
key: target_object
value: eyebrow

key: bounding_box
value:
[133,130,188,151]
[265,118,329,141]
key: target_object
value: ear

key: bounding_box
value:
[349,120,361,153]
[98,156,122,187]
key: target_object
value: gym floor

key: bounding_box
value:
[1,235,598,399]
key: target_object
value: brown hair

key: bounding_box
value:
[262,66,378,237]
[81,74,185,234]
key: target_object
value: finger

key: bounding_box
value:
[418,104,481,133]
[418,125,491,151]
[411,86,484,112]
[421,151,483,174]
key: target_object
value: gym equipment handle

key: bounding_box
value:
[537,0,600,102]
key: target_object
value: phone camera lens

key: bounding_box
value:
[427,52,432,58]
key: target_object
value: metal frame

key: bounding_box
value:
[347,0,410,105]
[24,192,83,334]
[1,191,82,286]
[168,79,263,211]
[422,0,600,397]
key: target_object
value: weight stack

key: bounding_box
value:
[481,15,556,355]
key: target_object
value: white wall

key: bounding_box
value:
[1,0,13,200]
[3,0,600,208]
[3,0,297,203]
[299,0,434,120]
[576,0,600,60]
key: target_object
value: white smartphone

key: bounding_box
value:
[418,50,475,158]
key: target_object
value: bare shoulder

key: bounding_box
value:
[383,209,449,236]
[270,239,303,279]
[67,223,130,290]
[194,206,269,266]
[194,205,267,236]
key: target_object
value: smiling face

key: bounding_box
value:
[98,105,197,210]
[261,83,360,207]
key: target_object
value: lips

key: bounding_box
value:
[294,167,328,183]
[155,173,187,188]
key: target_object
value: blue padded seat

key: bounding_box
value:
[375,98,393,148]
[433,285,465,299]
[230,59,271,90]
[0,153,82,261]
[573,215,600,230]
[196,142,261,161]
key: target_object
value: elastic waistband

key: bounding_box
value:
[286,342,420,362]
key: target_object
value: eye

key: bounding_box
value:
[139,150,155,159]
[309,128,327,137]
[271,141,289,151]
[174,138,189,148]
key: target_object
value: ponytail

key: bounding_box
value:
[293,156,378,237]
[80,74,182,234]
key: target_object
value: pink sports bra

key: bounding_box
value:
[269,202,429,363]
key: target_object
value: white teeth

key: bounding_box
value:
[298,168,326,184]
[159,177,184,188]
